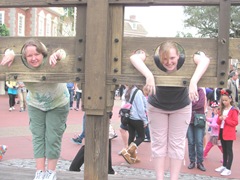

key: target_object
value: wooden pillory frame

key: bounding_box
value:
[0,0,240,179]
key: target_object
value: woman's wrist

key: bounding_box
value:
[56,49,66,61]
[5,49,15,56]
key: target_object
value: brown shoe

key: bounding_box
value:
[121,148,134,164]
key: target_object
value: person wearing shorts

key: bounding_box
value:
[129,41,210,179]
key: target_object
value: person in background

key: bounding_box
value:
[142,85,151,142]
[67,82,74,110]
[0,145,7,160]
[203,101,223,159]
[119,84,125,100]
[118,86,129,154]
[71,111,117,146]
[187,87,206,172]
[74,83,82,111]
[129,41,210,180]
[1,38,69,180]
[227,71,239,107]
[6,81,18,112]
[69,112,117,175]
[71,113,86,145]
[144,125,151,142]
[120,85,148,164]
[215,89,238,176]
[17,81,27,112]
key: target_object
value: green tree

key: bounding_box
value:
[181,6,240,38]
[0,24,10,36]
[176,31,193,38]
[60,7,76,36]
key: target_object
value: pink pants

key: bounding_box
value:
[148,103,191,160]
[204,141,223,158]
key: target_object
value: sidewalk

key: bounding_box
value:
[0,94,239,179]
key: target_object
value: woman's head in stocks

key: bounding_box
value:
[21,39,48,68]
[159,41,180,73]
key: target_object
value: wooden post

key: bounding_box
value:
[84,0,109,179]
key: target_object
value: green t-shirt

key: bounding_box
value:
[25,82,69,111]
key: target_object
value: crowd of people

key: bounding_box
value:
[0,39,239,180]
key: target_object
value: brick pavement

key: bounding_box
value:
[0,94,240,179]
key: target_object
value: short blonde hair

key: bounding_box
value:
[159,41,179,64]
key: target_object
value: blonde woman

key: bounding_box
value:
[130,41,210,180]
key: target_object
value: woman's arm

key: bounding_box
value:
[189,52,210,101]
[225,109,239,127]
[130,50,155,95]
[49,49,66,67]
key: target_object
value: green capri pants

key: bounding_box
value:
[28,103,69,159]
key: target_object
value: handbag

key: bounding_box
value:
[193,113,206,128]
[119,89,138,126]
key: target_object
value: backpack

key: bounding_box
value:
[119,89,138,126]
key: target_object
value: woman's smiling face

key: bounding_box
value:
[161,48,179,73]
[25,45,44,68]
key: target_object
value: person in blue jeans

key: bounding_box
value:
[67,82,74,110]
[74,83,82,111]
[71,113,86,144]
[187,87,206,171]
[144,125,151,142]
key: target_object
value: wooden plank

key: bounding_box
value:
[5,72,84,83]
[120,37,222,87]
[229,39,240,58]
[0,37,77,73]
[109,0,240,6]
[0,0,239,7]
[84,0,109,180]
[84,0,108,114]
[2,36,238,88]
[85,114,109,180]
[106,6,124,110]
[109,6,124,75]
[1,36,236,88]
[109,0,222,6]
[75,5,87,110]
[107,74,218,87]
[217,0,231,87]
[0,0,86,7]
[122,37,217,74]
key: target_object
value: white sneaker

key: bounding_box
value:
[43,170,56,180]
[33,170,45,180]
[215,166,226,172]
[9,107,12,111]
[221,169,231,176]
[12,106,15,110]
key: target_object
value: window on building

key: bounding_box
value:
[46,14,52,36]
[52,17,58,36]
[18,13,25,36]
[38,11,45,36]
[0,11,5,25]
[131,22,137,30]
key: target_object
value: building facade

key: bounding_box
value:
[0,7,64,36]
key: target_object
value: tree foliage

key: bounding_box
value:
[0,24,9,36]
[182,6,240,38]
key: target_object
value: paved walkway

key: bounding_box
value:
[0,94,240,179]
